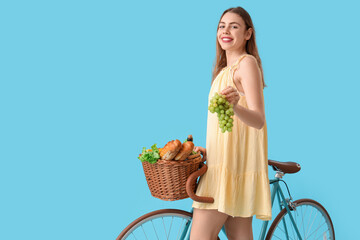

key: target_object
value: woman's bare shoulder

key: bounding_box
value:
[240,54,259,68]
[234,54,260,80]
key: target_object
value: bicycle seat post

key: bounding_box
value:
[275,171,284,179]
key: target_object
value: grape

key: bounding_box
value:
[208,92,235,133]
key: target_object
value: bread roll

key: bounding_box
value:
[175,141,194,160]
[160,139,182,160]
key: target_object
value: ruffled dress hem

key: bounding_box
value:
[191,164,272,221]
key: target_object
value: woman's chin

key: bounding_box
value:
[220,46,235,51]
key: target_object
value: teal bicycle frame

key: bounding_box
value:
[257,176,302,240]
[182,173,303,240]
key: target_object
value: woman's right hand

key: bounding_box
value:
[194,146,206,161]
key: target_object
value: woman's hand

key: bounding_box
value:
[194,146,206,161]
[221,86,240,106]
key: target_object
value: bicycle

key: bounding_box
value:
[116,159,335,240]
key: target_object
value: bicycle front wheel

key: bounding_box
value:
[116,209,193,240]
[266,199,335,240]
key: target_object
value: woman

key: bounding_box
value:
[190,7,271,240]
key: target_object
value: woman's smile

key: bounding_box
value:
[221,37,234,43]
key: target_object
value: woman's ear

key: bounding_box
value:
[245,28,253,40]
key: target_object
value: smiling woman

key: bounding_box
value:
[190,6,270,240]
[213,8,265,90]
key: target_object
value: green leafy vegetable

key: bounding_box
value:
[138,144,160,164]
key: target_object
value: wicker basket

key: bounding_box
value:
[142,152,205,201]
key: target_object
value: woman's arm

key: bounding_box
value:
[233,103,264,129]
[221,56,265,129]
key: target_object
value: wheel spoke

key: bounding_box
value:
[176,218,186,240]
[276,224,296,240]
[141,225,149,240]
[162,217,168,238]
[305,205,316,239]
[166,216,174,240]
[306,221,327,239]
[151,220,160,240]
[131,232,138,240]
[314,230,328,240]
[299,204,305,238]
[272,233,283,240]
[118,210,193,240]
[307,211,319,239]
[268,200,334,240]
[302,205,307,238]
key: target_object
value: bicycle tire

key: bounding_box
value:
[265,198,335,240]
[117,209,192,240]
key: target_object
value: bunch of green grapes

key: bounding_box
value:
[208,92,234,133]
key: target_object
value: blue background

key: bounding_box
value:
[1,0,359,239]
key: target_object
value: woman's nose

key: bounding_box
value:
[222,27,230,34]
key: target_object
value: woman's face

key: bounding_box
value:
[217,12,251,52]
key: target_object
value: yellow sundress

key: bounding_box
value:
[192,54,272,221]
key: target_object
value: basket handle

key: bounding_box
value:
[186,162,214,203]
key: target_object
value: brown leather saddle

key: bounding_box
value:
[268,159,301,174]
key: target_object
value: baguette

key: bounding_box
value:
[175,141,194,160]
[160,139,182,160]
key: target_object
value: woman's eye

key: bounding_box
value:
[232,26,238,29]
[219,25,225,29]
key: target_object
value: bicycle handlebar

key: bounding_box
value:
[185,162,214,203]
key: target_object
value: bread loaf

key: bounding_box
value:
[160,139,182,160]
[175,141,194,160]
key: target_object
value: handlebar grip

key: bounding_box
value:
[186,162,214,203]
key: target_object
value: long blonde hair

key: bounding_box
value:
[212,7,266,88]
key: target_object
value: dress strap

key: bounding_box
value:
[229,54,263,88]
[227,54,251,89]
[230,54,252,72]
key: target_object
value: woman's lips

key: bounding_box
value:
[221,37,233,43]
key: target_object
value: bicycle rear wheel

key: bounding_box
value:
[117,209,192,240]
[266,199,335,240]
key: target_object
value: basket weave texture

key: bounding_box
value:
[142,152,204,201]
